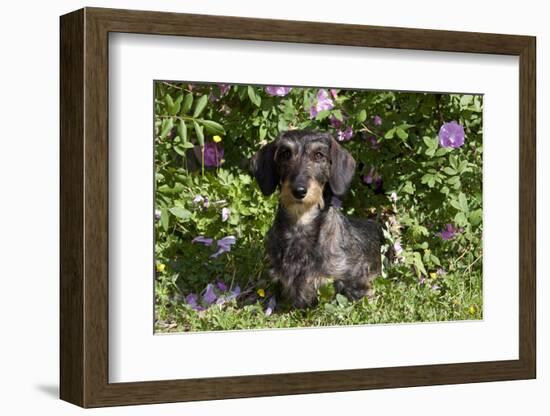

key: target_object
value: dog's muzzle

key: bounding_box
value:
[291,183,308,200]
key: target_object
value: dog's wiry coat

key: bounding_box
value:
[252,130,383,308]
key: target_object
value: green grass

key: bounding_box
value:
[155,265,482,333]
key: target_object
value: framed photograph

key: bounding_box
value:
[60,7,536,408]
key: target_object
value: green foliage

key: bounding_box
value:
[154,81,483,332]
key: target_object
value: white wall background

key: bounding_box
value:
[0,0,545,414]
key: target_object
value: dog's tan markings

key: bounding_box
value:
[280,178,325,224]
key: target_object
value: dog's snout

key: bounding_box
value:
[291,185,308,199]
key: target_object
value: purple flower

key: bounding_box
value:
[309,89,334,118]
[362,167,375,185]
[221,207,231,222]
[203,142,224,167]
[336,127,353,142]
[265,86,292,96]
[437,268,447,276]
[203,284,217,305]
[330,116,343,129]
[368,136,380,150]
[210,236,237,258]
[373,175,383,192]
[192,236,214,246]
[216,280,228,292]
[419,275,426,285]
[265,296,277,316]
[186,293,198,307]
[330,88,338,99]
[373,115,382,126]
[154,209,161,220]
[393,241,403,256]
[438,223,460,240]
[226,285,241,301]
[186,293,204,311]
[209,84,230,101]
[193,195,204,204]
[438,121,465,149]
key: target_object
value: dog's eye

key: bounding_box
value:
[279,149,291,160]
[314,152,325,161]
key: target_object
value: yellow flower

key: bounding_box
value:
[469,305,476,315]
[257,288,265,298]
[156,263,165,273]
[213,135,222,143]
[429,272,437,279]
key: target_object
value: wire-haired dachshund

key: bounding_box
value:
[251,130,383,308]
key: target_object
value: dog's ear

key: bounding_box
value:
[251,141,279,196]
[329,137,356,198]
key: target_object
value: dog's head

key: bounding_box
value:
[251,130,356,215]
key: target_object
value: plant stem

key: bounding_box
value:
[201,146,205,177]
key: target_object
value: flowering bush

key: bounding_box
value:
[154,82,483,332]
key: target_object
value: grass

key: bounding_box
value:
[154,264,482,333]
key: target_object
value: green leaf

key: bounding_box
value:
[177,119,187,142]
[396,127,408,140]
[442,166,457,176]
[435,147,450,157]
[469,209,483,226]
[199,119,225,135]
[169,207,191,220]
[332,109,344,121]
[259,124,267,140]
[454,211,468,226]
[247,86,261,107]
[384,127,396,139]
[356,109,367,123]
[458,192,469,212]
[335,293,349,307]
[164,94,176,115]
[160,208,169,231]
[423,136,438,149]
[173,144,188,157]
[402,181,414,194]
[159,118,174,139]
[317,279,336,303]
[193,95,208,118]
[193,121,204,146]
[181,142,195,149]
[425,147,436,157]
[449,155,458,170]
[182,93,193,114]
[171,94,183,115]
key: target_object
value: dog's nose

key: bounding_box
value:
[291,185,308,199]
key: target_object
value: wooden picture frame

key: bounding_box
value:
[60,7,536,408]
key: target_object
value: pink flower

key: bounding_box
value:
[192,236,214,246]
[309,89,334,118]
[373,115,382,126]
[393,241,403,256]
[438,121,465,149]
[221,207,231,222]
[265,86,292,96]
[210,236,237,258]
[203,142,224,167]
[330,116,343,129]
[437,223,461,240]
[336,127,353,142]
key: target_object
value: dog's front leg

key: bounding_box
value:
[283,275,320,309]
